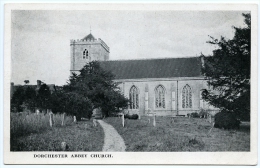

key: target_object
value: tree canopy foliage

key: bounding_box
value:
[201,13,250,121]
[11,61,128,119]
[11,86,26,112]
[65,61,128,118]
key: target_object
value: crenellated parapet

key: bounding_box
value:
[70,38,109,52]
[70,38,97,43]
[98,38,110,53]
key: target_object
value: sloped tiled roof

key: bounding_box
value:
[100,57,202,80]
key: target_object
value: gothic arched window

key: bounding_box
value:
[83,49,88,59]
[129,86,139,109]
[155,85,165,108]
[182,84,192,108]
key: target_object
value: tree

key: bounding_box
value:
[65,61,128,118]
[50,90,93,120]
[23,86,37,112]
[36,84,52,113]
[201,13,250,121]
[11,86,25,112]
[24,80,29,85]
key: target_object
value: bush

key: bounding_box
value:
[214,111,240,129]
[125,114,138,120]
[199,109,209,118]
[190,112,200,118]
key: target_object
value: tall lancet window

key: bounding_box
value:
[155,85,165,108]
[83,49,88,59]
[182,84,192,108]
[129,86,139,109]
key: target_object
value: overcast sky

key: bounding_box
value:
[11,10,247,85]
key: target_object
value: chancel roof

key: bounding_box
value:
[100,57,203,80]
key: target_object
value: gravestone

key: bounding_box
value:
[122,114,125,127]
[49,112,54,127]
[61,113,65,126]
[153,114,156,127]
[93,119,97,127]
[61,142,66,151]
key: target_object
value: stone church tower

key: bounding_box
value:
[70,33,110,74]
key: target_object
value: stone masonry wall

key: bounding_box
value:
[117,78,217,116]
[70,39,109,72]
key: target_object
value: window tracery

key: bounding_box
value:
[155,85,165,108]
[182,84,192,108]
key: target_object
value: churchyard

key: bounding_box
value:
[104,116,250,152]
[10,112,104,151]
[10,112,250,152]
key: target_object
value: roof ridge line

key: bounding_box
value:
[103,56,200,62]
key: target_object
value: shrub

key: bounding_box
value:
[190,112,200,118]
[124,114,138,120]
[214,111,241,129]
[199,109,209,118]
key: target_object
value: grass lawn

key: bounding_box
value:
[11,113,104,151]
[105,116,250,152]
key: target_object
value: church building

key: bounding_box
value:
[70,33,218,117]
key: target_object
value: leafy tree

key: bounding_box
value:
[50,90,93,120]
[23,86,37,112]
[24,80,29,85]
[36,84,52,113]
[11,86,25,112]
[65,61,128,118]
[201,13,250,121]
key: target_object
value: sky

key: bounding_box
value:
[11,10,247,86]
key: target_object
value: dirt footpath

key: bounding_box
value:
[97,120,126,152]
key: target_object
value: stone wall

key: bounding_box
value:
[117,77,217,116]
[70,39,110,72]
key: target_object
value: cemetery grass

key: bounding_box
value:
[10,112,104,151]
[104,116,250,152]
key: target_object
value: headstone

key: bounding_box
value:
[153,114,156,127]
[49,112,54,127]
[171,117,175,123]
[61,113,65,126]
[61,142,66,151]
[93,119,97,127]
[36,109,40,115]
[122,114,125,127]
